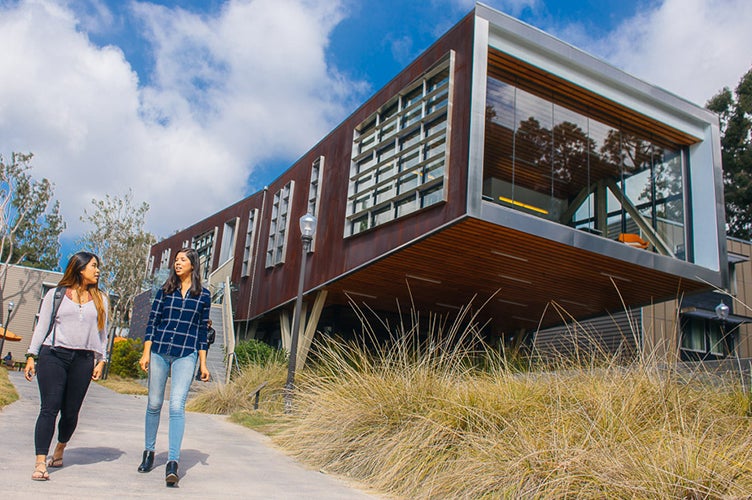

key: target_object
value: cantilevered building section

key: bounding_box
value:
[145,4,726,357]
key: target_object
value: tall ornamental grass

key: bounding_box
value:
[271,302,752,499]
[186,360,287,416]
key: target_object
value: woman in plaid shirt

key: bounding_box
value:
[137,247,211,486]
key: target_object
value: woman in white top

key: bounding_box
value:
[24,252,109,481]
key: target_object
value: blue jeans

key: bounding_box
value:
[144,351,197,461]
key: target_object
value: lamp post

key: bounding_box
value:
[0,301,15,359]
[284,213,317,413]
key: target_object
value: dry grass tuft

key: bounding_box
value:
[186,361,287,415]
[269,303,752,499]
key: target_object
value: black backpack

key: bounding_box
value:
[42,287,67,344]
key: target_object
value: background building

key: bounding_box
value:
[0,263,63,367]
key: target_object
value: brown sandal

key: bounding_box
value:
[31,461,49,481]
[48,442,66,468]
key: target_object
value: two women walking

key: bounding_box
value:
[23,247,211,487]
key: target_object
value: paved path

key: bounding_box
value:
[0,370,381,499]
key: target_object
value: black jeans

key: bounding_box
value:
[34,345,94,456]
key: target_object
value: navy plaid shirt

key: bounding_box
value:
[145,287,211,358]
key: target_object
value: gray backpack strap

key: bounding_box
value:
[42,287,66,346]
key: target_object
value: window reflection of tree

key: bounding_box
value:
[483,76,685,254]
[602,132,683,226]
[512,118,594,195]
[553,121,591,188]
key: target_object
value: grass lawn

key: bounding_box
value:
[0,367,19,408]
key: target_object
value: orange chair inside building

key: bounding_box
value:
[618,233,649,249]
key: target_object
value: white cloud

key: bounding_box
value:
[579,0,752,106]
[0,0,364,241]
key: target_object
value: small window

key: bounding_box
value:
[421,185,444,207]
[218,218,238,265]
[193,229,216,280]
[375,183,396,205]
[396,196,418,217]
[241,209,258,277]
[680,316,734,361]
[372,205,393,226]
[307,157,325,252]
[351,214,369,234]
[266,181,294,267]
[159,248,171,270]
[403,86,423,108]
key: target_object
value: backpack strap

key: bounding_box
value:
[42,287,67,346]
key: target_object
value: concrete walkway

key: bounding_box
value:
[0,370,381,499]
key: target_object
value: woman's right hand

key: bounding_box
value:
[24,357,36,381]
[139,351,150,372]
[139,340,152,372]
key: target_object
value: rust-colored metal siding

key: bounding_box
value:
[149,14,477,322]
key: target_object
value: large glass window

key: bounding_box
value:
[484,65,688,260]
[346,52,453,236]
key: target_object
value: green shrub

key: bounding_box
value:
[109,338,146,379]
[234,339,286,369]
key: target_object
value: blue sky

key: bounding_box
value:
[1,0,751,268]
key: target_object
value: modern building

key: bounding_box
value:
[143,4,727,364]
[0,263,63,366]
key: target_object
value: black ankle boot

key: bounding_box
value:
[165,460,179,486]
[137,450,154,473]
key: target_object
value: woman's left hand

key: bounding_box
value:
[91,361,105,381]
[199,366,210,382]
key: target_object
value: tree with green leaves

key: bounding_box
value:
[79,189,156,339]
[1,152,66,282]
[706,67,752,239]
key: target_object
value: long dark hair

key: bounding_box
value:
[59,251,106,330]
[162,248,203,296]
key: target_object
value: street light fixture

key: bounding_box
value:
[715,300,748,392]
[715,300,730,356]
[715,301,729,321]
[0,301,15,360]
[284,213,318,413]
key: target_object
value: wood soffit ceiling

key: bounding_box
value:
[323,218,710,334]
